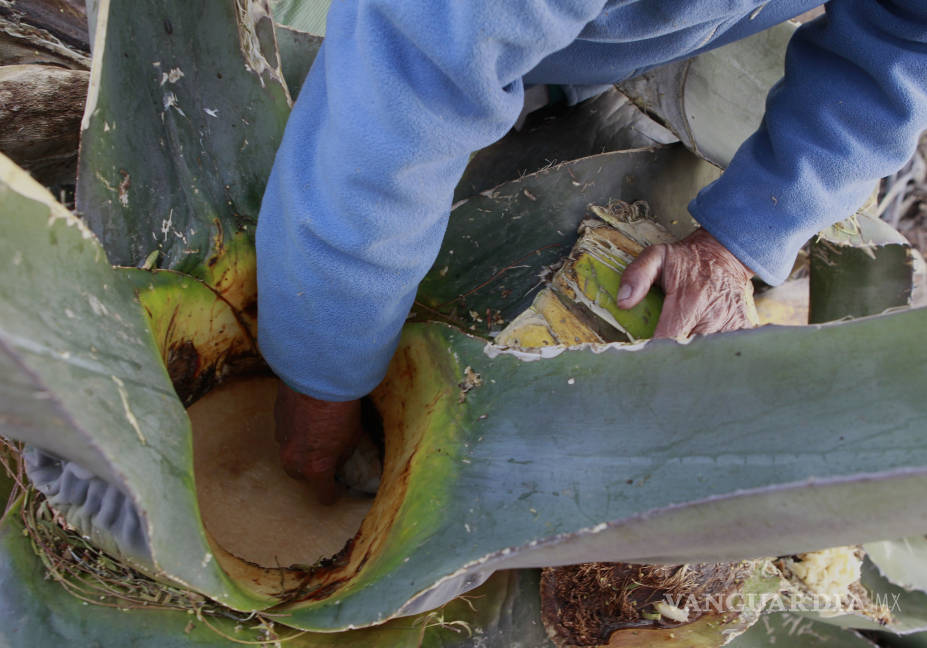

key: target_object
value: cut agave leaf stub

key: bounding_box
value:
[775,547,891,626]
[496,201,668,348]
[810,212,915,323]
[417,146,716,331]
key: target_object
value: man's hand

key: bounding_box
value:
[616,228,758,339]
[274,383,362,504]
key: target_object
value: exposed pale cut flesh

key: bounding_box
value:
[189,376,372,569]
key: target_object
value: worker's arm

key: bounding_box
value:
[620,0,927,334]
[256,0,608,495]
[696,0,927,284]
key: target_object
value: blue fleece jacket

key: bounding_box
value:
[256,0,927,402]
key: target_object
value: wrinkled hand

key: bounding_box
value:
[616,228,758,339]
[274,383,362,504]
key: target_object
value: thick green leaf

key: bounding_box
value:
[0,154,263,609]
[619,22,795,168]
[15,2,927,636]
[801,558,927,635]
[727,613,876,647]
[120,267,261,405]
[872,631,927,648]
[417,569,553,648]
[76,0,290,311]
[275,23,322,99]
[865,536,927,594]
[271,0,331,36]
[0,493,548,648]
[282,569,551,648]
[809,213,915,323]
[0,498,272,648]
[497,216,670,346]
[0,450,15,518]
[455,88,677,202]
[417,146,719,330]
[3,154,567,631]
[268,302,927,629]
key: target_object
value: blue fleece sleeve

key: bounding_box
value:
[690,0,927,285]
[256,0,608,401]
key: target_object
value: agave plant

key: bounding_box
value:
[4,1,927,647]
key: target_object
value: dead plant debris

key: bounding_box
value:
[458,365,484,403]
[541,561,754,646]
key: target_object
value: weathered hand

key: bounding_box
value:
[616,228,758,339]
[274,383,362,504]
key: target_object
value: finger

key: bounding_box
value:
[616,245,666,310]
[277,439,338,500]
[300,451,340,505]
[653,289,698,340]
[273,399,288,444]
[273,384,297,443]
[284,450,338,504]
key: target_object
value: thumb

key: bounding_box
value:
[616,244,666,310]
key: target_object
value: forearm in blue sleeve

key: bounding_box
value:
[256,0,608,401]
[690,0,927,285]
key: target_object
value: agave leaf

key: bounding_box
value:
[119,267,261,405]
[256,301,927,630]
[0,493,548,648]
[11,84,927,633]
[0,153,265,608]
[619,22,795,168]
[85,0,101,47]
[872,631,927,648]
[11,1,927,638]
[496,289,607,347]
[0,453,14,518]
[865,536,927,594]
[727,613,876,647]
[270,0,331,36]
[0,64,88,186]
[275,23,322,99]
[809,212,915,324]
[4,155,571,632]
[76,0,290,322]
[417,145,719,330]
[497,216,669,346]
[287,569,552,648]
[799,558,927,635]
[455,88,678,202]
[551,217,670,341]
[0,499,257,648]
[417,570,553,648]
[311,569,553,648]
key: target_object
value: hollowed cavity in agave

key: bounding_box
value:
[187,376,374,572]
